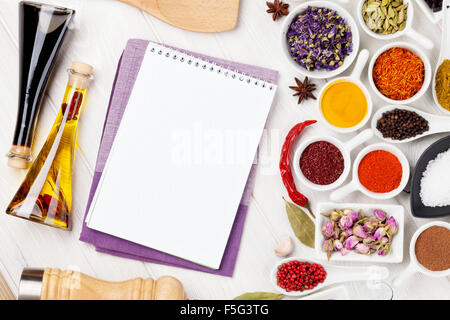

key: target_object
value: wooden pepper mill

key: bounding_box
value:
[19,268,186,300]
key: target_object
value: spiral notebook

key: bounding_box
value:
[85,42,277,269]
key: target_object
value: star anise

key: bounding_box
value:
[289,77,317,104]
[266,0,289,21]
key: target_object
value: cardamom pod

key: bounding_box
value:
[362,0,408,34]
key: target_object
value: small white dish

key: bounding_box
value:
[372,105,450,143]
[298,285,350,300]
[270,257,389,297]
[280,0,360,79]
[330,143,410,201]
[432,0,450,114]
[318,49,372,133]
[368,42,432,105]
[393,221,450,286]
[293,129,373,192]
[416,0,443,24]
[314,202,405,263]
[357,0,434,49]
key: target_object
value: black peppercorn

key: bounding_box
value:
[376,108,429,140]
[424,0,443,12]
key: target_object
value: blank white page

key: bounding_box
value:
[86,44,276,269]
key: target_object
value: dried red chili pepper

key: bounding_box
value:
[279,120,317,207]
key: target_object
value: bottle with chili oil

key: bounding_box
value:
[6,62,93,230]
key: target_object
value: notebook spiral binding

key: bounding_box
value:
[149,45,273,91]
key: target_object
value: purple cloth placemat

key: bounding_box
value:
[79,39,278,277]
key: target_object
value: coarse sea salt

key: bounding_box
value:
[420,148,450,207]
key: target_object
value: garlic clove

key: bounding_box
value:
[274,237,294,257]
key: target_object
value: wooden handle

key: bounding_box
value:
[116,0,240,33]
[40,268,186,300]
[0,272,15,300]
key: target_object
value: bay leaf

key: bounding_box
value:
[233,292,284,300]
[284,199,315,248]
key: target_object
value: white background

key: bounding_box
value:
[0,0,449,299]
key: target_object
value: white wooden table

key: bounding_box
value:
[0,0,449,300]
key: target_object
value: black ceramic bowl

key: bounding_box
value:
[411,135,450,218]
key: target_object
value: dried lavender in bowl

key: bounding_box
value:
[286,6,353,71]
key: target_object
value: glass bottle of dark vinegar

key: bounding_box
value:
[7,1,75,169]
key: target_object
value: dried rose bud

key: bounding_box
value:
[353,225,368,238]
[363,237,375,244]
[380,236,389,244]
[322,221,334,238]
[378,244,391,256]
[386,216,398,234]
[322,239,334,260]
[355,243,369,254]
[330,211,341,222]
[344,236,359,250]
[344,209,359,222]
[339,216,353,229]
[333,239,343,251]
[363,218,378,233]
[373,209,387,221]
[340,248,350,256]
[341,228,353,238]
[322,239,333,253]
[374,227,386,241]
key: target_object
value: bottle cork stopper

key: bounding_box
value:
[7,145,31,169]
[8,157,29,169]
[71,61,93,76]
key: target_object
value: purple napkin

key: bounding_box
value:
[80,39,278,277]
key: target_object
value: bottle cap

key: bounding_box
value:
[71,61,93,76]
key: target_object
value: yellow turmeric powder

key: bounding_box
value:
[436,60,450,111]
[320,80,368,128]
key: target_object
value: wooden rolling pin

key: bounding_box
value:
[18,268,186,300]
[117,0,240,33]
[0,272,15,300]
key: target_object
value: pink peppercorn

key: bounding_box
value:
[276,261,327,292]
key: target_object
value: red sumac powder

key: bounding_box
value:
[415,226,450,272]
[300,141,344,185]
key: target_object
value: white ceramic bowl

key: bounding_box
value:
[314,202,404,263]
[432,0,450,115]
[330,143,410,200]
[393,221,450,286]
[293,129,373,192]
[409,221,450,277]
[357,0,434,49]
[368,42,432,105]
[280,0,360,79]
[415,0,442,24]
[293,136,351,192]
[317,49,372,134]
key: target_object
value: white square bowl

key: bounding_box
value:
[314,202,404,263]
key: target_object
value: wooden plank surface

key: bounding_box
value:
[0,0,449,300]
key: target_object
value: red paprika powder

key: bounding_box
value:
[358,150,402,193]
